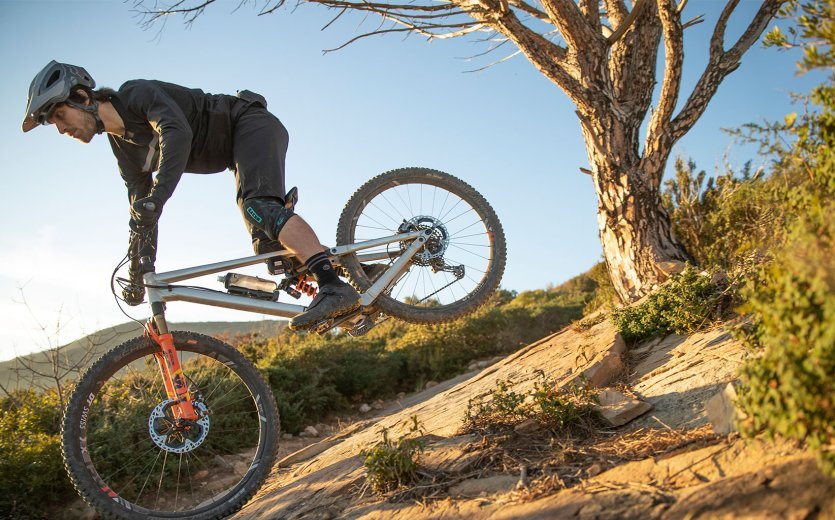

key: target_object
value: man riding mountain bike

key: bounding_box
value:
[22,60,359,330]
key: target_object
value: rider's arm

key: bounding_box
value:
[121,80,193,205]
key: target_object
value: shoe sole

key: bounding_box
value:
[289,300,362,331]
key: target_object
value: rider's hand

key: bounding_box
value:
[123,269,145,306]
[130,196,163,228]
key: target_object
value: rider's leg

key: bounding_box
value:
[232,105,359,329]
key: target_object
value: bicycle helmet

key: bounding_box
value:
[22,60,99,133]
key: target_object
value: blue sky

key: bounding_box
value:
[0,0,823,360]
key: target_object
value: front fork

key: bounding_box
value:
[144,311,200,422]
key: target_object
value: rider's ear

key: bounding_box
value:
[69,87,92,106]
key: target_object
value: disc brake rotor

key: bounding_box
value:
[148,399,210,454]
[399,216,449,266]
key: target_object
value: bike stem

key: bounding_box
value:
[144,317,200,422]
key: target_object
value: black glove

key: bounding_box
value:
[123,284,145,306]
[130,196,163,228]
[123,270,145,306]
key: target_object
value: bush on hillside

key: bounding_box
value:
[609,267,732,343]
[734,0,835,476]
[0,389,71,518]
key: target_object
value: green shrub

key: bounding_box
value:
[735,0,835,476]
[736,202,834,475]
[462,374,600,435]
[0,389,72,518]
[361,416,425,494]
[609,267,731,343]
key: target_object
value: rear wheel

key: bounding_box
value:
[336,167,506,324]
[62,332,279,519]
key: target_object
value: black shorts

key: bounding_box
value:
[232,106,288,203]
[231,107,290,252]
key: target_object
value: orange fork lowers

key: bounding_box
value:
[144,320,200,421]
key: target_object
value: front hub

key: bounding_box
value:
[148,399,210,453]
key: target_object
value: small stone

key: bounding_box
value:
[513,418,541,434]
[467,362,479,371]
[475,360,490,369]
[372,400,384,410]
[448,475,520,497]
[424,381,439,390]
[596,389,653,426]
[359,403,372,413]
[587,463,602,477]
[303,425,319,437]
[706,383,738,435]
[282,433,294,440]
[397,392,406,400]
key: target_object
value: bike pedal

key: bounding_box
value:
[311,318,335,334]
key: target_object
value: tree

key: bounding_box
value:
[136,0,784,302]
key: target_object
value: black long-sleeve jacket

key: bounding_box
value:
[108,79,247,206]
[109,80,251,273]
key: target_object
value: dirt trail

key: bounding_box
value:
[234,319,835,519]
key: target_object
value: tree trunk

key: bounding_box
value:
[579,111,690,302]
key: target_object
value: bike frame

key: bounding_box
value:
[141,229,431,421]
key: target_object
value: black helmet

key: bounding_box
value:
[22,60,96,133]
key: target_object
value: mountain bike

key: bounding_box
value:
[60,167,506,519]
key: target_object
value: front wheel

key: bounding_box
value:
[337,167,506,324]
[61,332,279,519]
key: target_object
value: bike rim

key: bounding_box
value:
[349,179,496,309]
[75,344,267,516]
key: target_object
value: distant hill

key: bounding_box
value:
[0,320,287,391]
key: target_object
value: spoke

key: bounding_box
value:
[438,197,465,224]
[443,207,477,227]
[447,241,491,248]
[358,212,397,234]
[450,231,490,240]
[356,224,397,232]
[135,447,164,504]
[155,450,169,509]
[392,187,412,220]
[393,268,415,301]
[436,189,452,222]
[101,444,160,483]
[448,243,492,261]
[450,219,487,237]
[406,184,415,216]
[378,191,408,223]
[185,451,196,509]
[368,199,404,227]
[176,454,182,511]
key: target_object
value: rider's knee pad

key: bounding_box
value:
[242,197,295,242]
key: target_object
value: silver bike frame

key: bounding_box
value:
[143,229,430,319]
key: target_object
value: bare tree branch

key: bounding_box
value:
[606,0,647,45]
[671,0,785,141]
[641,0,684,186]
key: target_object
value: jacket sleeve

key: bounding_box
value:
[108,135,153,204]
[123,80,193,204]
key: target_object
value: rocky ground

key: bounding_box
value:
[232,316,835,520]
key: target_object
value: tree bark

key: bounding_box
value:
[579,109,690,302]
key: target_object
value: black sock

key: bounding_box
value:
[305,252,339,286]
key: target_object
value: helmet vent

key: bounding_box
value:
[45,70,61,89]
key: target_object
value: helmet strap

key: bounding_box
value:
[66,99,105,135]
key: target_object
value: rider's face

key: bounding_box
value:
[47,104,96,143]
